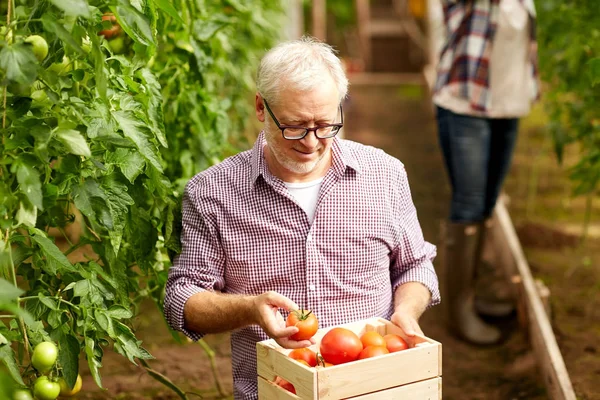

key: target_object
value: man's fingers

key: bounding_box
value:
[275,337,313,349]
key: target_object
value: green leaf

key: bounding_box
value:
[112,1,155,47]
[113,111,163,172]
[154,0,184,24]
[30,231,75,274]
[49,0,91,18]
[114,321,153,363]
[41,15,85,55]
[0,279,23,303]
[106,148,145,183]
[589,58,600,86]
[55,129,91,157]
[15,162,43,210]
[0,343,25,385]
[138,68,167,148]
[85,337,103,389]
[16,201,37,227]
[107,305,133,320]
[51,330,80,390]
[193,18,229,42]
[0,44,38,85]
[37,293,58,311]
[89,33,107,101]
[73,280,90,298]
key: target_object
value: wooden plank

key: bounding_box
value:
[311,0,327,41]
[349,72,425,86]
[349,377,442,399]
[495,200,576,400]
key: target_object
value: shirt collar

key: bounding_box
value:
[250,131,361,186]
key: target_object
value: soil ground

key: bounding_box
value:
[75,84,600,400]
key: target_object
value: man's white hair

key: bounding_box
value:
[257,36,349,106]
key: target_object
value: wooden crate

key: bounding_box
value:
[256,317,442,399]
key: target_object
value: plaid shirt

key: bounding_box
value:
[434,0,539,112]
[164,133,440,399]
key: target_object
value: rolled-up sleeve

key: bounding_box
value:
[389,165,441,308]
[163,178,226,340]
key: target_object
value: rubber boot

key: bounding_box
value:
[444,222,502,345]
[474,219,516,318]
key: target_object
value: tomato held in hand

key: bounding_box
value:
[358,345,390,360]
[383,333,409,352]
[289,347,317,367]
[319,327,363,365]
[360,331,386,348]
[31,341,58,373]
[286,309,318,341]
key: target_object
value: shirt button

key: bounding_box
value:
[309,284,316,291]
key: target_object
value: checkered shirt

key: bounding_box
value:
[164,132,440,399]
[434,0,539,112]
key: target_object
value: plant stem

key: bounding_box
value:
[198,339,227,397]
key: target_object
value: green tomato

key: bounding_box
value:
[13,389,33,400]
[47,56,72,75]
[33,377,60,400]
[58,374,82,397]
[31,341,58,373]
[107,36,126,54]
[30,89,47,103]
[24,35,48,62]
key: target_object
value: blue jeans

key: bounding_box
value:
[436,106,519,223]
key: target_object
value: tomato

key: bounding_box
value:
[24,35,48,61]
[360,331,386,348]
[358,345,389,360]
[12,389,33,400]
[107,36,126,54]
[286,309,318,341]
[289,348,317,367]
[319,327,363,365]
[274,376,295,394]
[383,334,409,352]
[59,374,82,397]
[99,13,122,39]
[33,376,60,400]
[47,56,72,75]
[31,341,58,373]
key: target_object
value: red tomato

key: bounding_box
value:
[358,345,390,360]
[289,348,317,367]
[274,376,295,394]
[286,310,318,341]
[99,13,122,39]
[360,331,386,348]
[384,333,409,352]
[319,327,363,365]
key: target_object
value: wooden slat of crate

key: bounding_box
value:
[257,377,442,400]
[257,317,442,400]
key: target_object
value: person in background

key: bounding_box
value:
[163,36,440,399]
[433,0,539,345]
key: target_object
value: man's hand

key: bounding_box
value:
[391,282,431,347]
[253,291,314,349]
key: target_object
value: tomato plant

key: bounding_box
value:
[33,377,60,400]
[23,35,48,61]
[288,348,317,367]
[31,342,58,374]
[0,0,284,398]
[286,309,319,341]
[360,331,386,348]
[358,345,389,360]
[383,334,409,352]
[536,1,600,216]
[319,328,363,365]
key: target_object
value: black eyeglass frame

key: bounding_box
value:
[263,99,344,140]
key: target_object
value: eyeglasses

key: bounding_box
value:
[263,99,343,140]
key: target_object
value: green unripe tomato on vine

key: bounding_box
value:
[33,377,60,400]
[24,35,48,62]
[58,374,82,397]
[47,56,72,75]
[31,341,58,373]
[12,389,33,400]
[107,36,126,54]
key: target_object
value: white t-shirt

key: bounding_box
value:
[284,178,324,224]
[433,0,537,118]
